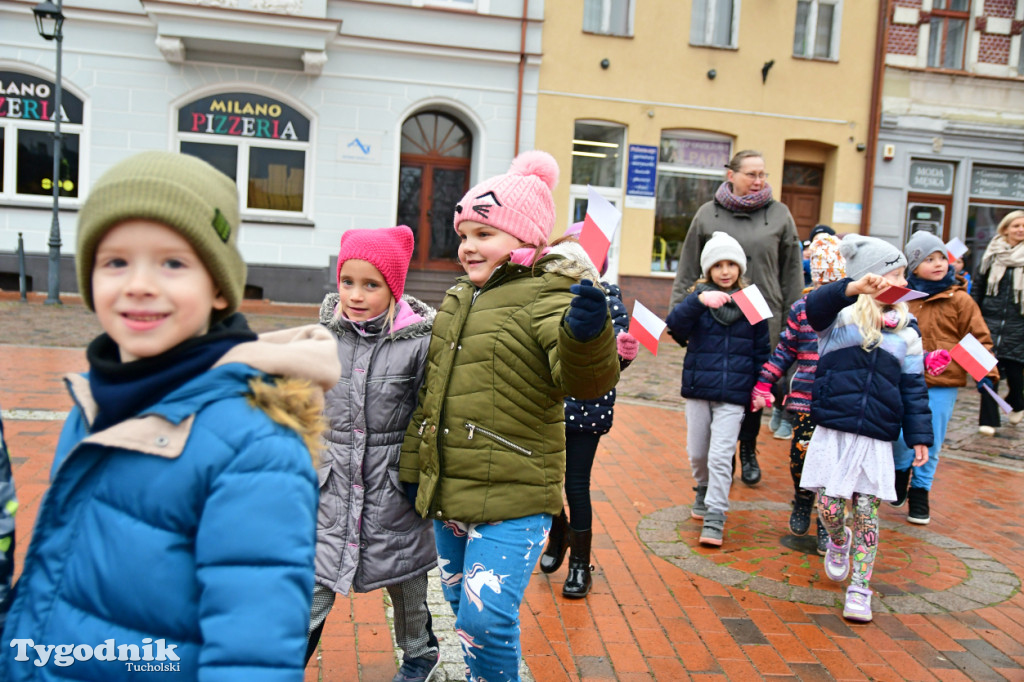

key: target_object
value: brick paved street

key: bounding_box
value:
[2,295,1023,681]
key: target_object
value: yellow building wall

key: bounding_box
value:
[535,0,880,278]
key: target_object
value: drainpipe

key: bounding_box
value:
[514,0,529,155]
[860,0,891,235]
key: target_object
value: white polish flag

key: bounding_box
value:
[629,300,667,356]
[731,284,772,325]
[950,333,998,382]
[580,186,621,271]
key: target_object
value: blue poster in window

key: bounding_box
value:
[626,144,657,209]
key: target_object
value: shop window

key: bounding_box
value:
[691,0,738,48]
[927,0,970,69]
[793,0,840,60]
[177,92,311,217]
[0,70,83,203]
[583,0,633,37]
[571,121,625,188]
[964,164,1024,273]
[653,132,732,273]
[397,111,473,269]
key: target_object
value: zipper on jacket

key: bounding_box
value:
[417,419,427,436]
[464,422,533,456]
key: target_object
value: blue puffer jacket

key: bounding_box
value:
[666,286,771,406]
[564,282,631,435]
[806,280,933,446]
[1,326,340,682]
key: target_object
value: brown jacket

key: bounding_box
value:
[907,276,999,387]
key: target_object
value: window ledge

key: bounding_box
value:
[0,199,80,212]
[792,55,839,63]
[688,43,739,51]
[581,30,634,39]
[242,214,315,227]
[646,270,679,279]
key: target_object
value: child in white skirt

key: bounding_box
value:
[801,235,933,623]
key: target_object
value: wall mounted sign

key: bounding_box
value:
[908,160,955,194]
[659,138,730,169]
[178,92,310,141]
[626,144,657,209]
[970,166,1024,201]
[0,71,83,124]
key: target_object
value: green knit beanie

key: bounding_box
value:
[76,151,246,324]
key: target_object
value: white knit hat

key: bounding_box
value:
[700,231,747,278]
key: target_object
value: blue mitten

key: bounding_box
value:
[566,279,608,342]
[977,377,995,395]
[403,482,419,508]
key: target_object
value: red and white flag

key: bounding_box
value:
[946,237,968,262]
[731,284,772,325]
[950,332,998,382]
[875,285,928,305]
[579,186,621,271]
[629,299,667,356]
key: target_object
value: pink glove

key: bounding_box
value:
[750,381,773,412]
[700,290,732,309]
[616,331,639,361]
[924,349,951,376]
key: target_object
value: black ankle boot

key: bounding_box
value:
[907,487,930,525]
[540,509,569,574]
[562,528,593,599]
[789,490,814,536]
[890,468,911,508]
[738,440,761,486]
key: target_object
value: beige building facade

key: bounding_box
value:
[535,0,882,311]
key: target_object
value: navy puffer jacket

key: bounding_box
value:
[666,287,771,406]
[807,280,933,446]
[564,283,631,435]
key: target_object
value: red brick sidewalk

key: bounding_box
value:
[2,303,1024,680]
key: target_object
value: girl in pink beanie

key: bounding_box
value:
[308,225,442,682]
[401,151,620,681]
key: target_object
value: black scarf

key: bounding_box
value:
[695,282,744,326]
[87,313,258,432]
[907,268,956,298]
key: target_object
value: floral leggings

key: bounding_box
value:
[817,491,880,588]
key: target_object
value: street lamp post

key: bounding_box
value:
[33,0,65,305]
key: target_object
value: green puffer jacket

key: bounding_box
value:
[399,241,620,523]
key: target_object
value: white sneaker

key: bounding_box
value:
[978,425,996,436]
[1009,410,1024,425]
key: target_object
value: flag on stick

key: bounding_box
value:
[629,300,667,356]
[950,333,998,382]
[731,284,773,325]
[579,186,621,271]
[946,237,968,262]
[875,286,929,305]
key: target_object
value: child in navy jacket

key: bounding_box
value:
[667,232,770,548]
[802,235,932,623]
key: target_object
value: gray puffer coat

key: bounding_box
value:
[316,294,437,595]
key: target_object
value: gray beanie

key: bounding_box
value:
[904,231,947,274]
[700,231,747,278]
[839,234,907,280]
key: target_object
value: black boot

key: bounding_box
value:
[789,490,815,536]
[890,468,911,508]
[540,509,569,574]
[562,528,593,599]
[738,440,761,486]
[907,487,930,525]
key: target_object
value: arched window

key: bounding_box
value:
[0,70,84,202]
[176,92,311,217]
[397,111,472,269]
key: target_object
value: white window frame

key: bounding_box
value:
[173,88,314,223]
[412,0,482,10]
[582,0,635,37]
[793,0,842,61]
[690,0,740,49]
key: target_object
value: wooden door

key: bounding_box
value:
[780,162,824,242]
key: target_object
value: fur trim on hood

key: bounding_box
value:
[537,239,602,284]
[318,294,436,342]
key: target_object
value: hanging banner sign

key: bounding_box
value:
[178,92,310,142]
[0,71,83,124]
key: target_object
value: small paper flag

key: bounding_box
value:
[982,383,1012,414]
[731,284,772,325]
[875,286,929,305]
[950,333,998,382]
[579,186,621,272]
[629,299,667,356]
[946,237,968,261]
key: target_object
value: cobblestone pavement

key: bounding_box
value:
[2,295,1023,681]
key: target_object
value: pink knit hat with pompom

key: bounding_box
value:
[336,225,415,299]
[453,150,559,247]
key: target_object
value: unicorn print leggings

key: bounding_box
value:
[817,491,880,588]
[434,513,550,682]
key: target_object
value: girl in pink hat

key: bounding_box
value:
[400,151,620,682]
[307,225,441,682]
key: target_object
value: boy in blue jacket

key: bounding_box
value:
[0,411,16,632]
[1,151,340,681]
